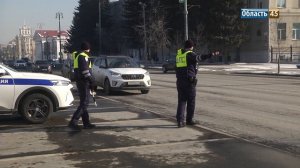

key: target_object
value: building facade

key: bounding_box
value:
[239,0,300,63]
[33,30,69,61]
[16,24,34,61]
[269,0,300,62]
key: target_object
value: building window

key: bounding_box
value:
[277,23,286,40]
[277,0,286,8]
[292,23,300,40]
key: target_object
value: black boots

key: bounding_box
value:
[68,121,81,131]
[83,123,96,129]
[186,120,197,126]
[68,121,96,130]
[177,121,185,128]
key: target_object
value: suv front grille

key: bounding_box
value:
[122,74,144,80]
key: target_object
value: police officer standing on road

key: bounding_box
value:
[68,41,96,131]
[176,40,219,128]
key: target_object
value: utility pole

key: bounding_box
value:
[184,0,188,40]
[179,0,188,40]
[99,0,102,55]
[139,2,147,63]
[56,12,63,62]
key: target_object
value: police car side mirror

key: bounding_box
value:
[0,68,6,76]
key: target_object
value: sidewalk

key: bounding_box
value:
[148,62,300,76]
[1,96,300,167]
[199,63,300,76]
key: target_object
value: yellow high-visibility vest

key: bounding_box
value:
[176,49,192,68]
[74,52,91,68]
[72,51,78,69]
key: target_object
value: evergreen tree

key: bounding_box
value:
[66,0,109,55]
[122,0,145,49]
[202,0,248,61]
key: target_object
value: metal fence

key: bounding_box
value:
[270,46,300,63]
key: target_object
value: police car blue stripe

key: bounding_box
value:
[0,79,53,86]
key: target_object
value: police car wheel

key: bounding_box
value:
[20,93,53,124]
[104,79,111,95]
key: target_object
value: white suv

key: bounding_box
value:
[0,63,74,123]
[92,56,151,94]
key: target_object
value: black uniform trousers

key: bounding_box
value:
[176,79,196,123]
[71,80,91,126]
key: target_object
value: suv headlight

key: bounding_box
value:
[109,71,121,77]
[51,80,70,86]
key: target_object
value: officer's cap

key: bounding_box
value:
[81,41,90,50]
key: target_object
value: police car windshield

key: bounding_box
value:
[0,63,17,72]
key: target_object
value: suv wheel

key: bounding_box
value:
[104,79,111,95]
[20,93,53,124]
[141,90,149,94]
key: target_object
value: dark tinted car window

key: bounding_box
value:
[35,60,48,64]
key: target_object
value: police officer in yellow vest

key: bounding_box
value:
[69,41,96,131]
[73,51,92,69]
[176,40,219,128]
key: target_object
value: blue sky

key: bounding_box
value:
[0,0,79,44]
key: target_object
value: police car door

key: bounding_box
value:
[0,66,15,111]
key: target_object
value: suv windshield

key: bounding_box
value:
[107,57,139,68]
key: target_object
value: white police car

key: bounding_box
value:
[0,63,74,123]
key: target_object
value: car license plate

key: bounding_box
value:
[128,81,140,85]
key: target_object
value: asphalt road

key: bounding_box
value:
[1,69,300,167]
[106,70,300,155]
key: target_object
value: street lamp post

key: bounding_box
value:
[184,0,188,40]
[43,32,50,60]
[99,0,102,55]
[41,40,44,60]
[139,2,147,63]
[179,0,188,40]
[56,12,63,62]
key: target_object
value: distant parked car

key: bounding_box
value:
[33,60,52,73]
[91,56,151,95]
[162,56,176,73]
[3,60,15,68]
[296,64,300,69]
[61,59,74,81]
[14,59,27,69]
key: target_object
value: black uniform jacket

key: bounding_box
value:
[176,49,212,80]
